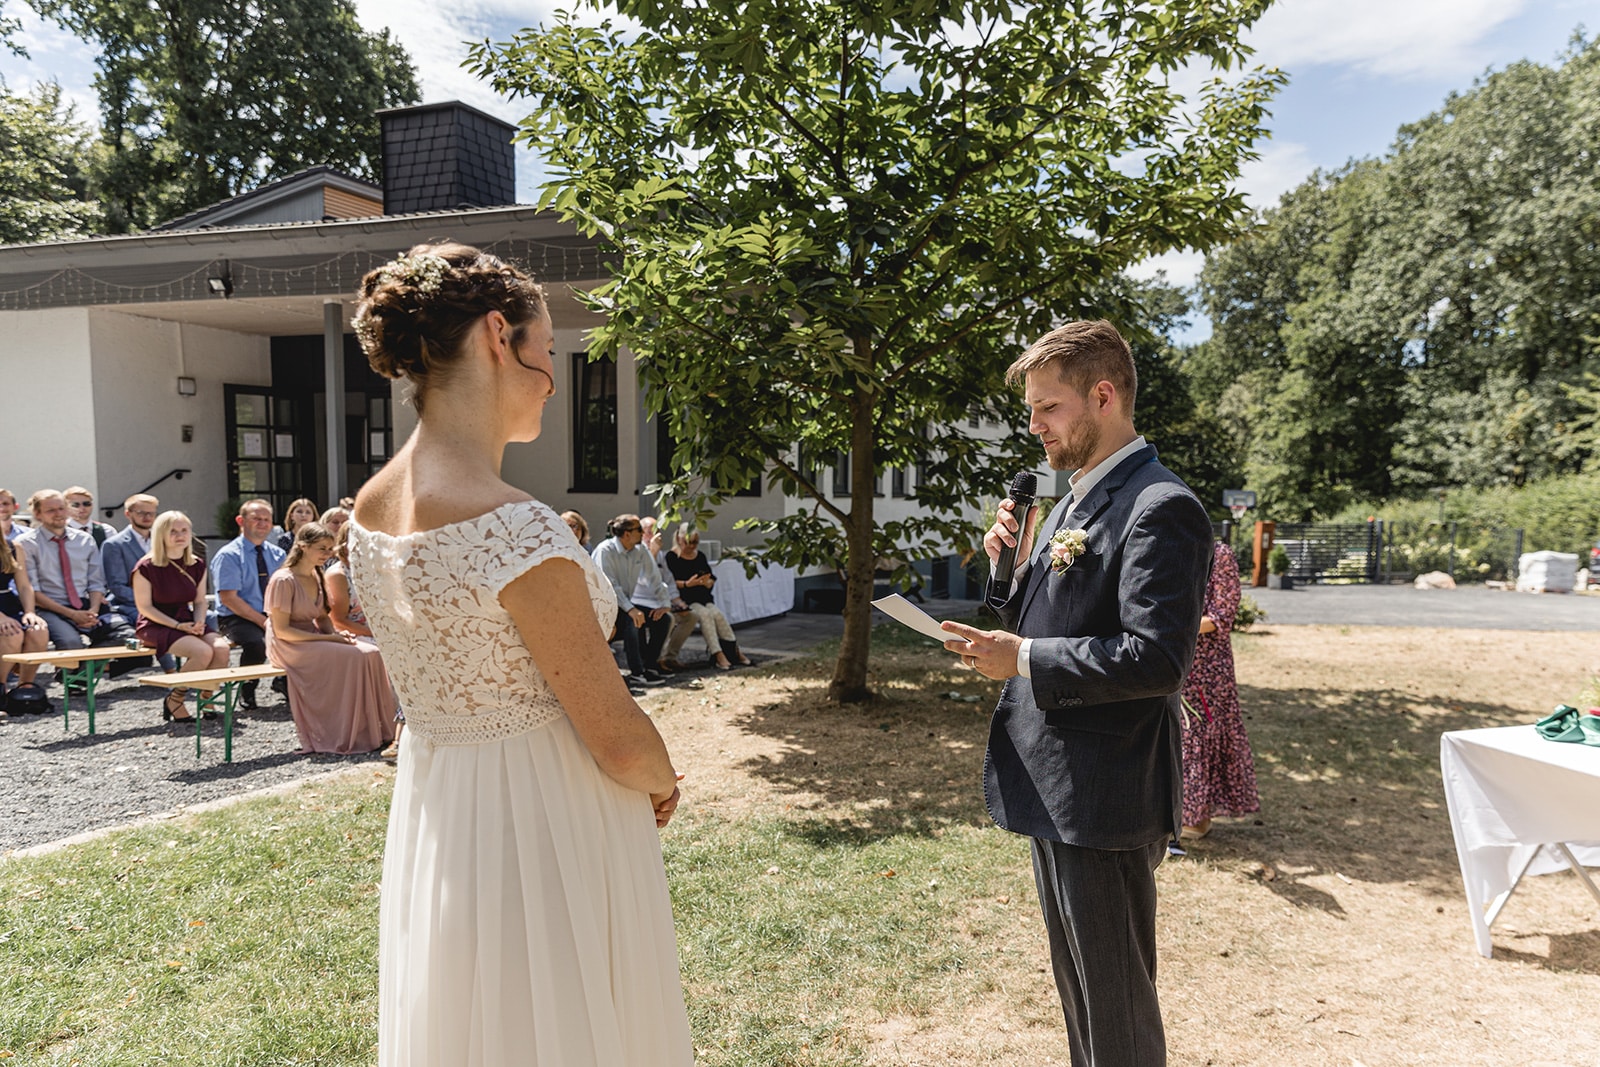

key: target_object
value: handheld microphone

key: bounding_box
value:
[987,471,1037,608]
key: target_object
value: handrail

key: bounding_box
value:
[101,468,192,518]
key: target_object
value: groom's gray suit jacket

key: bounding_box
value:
[985,444,1214,849]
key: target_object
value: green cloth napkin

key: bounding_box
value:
[1534,704,1600,746]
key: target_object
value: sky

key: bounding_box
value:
[2,0,1593,340]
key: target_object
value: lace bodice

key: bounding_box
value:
[346,500,616,745]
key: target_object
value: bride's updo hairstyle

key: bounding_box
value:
[353,241,546,414]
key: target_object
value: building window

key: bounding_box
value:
[572,353,618,492]
[832,450,851,496]
[891,467,908,498]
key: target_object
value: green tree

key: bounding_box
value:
[1126,278,1243,515]
[32,0,420,231]
[475,0,1284,701]
[1200,33,1600,517]
[0,82,101,244]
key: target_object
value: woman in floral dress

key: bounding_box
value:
[1179,540,1260,838]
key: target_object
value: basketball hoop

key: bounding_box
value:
[1230,503,1249,523]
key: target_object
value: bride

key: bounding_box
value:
[346,243,691,1065]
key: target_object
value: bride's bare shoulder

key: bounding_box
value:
[354,459,531,537]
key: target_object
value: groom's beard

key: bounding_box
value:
[1045,419,1100,472]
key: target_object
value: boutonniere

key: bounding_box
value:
[1047,528,1089,575]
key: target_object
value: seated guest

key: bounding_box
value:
[324,523,370,637]
[212,498,286,709]
[326,523,403,759]
[265,522,397,755]
[318,506,351,542]
[629,520,689,675]
[592,513,670,689]
[0,488,21,542]
[561,509,589,549]
[134,511,231,725]
[101,493,170,668]
[0,533,49,705]
[64,486,117,547]
[15,490,137,668]
[664,524,751,670]
[276,498,319,552]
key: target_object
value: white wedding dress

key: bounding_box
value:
[348,500,694,1066]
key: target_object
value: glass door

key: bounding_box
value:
[225,385,306,518]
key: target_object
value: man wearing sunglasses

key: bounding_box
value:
[63,487,117,548]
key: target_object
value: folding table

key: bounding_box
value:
[1440,725,1600,957]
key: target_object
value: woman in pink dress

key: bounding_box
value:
[1178,539,1260,841]
[266,521,397,754]
[133,511,232,724]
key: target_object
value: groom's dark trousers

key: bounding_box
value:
[985,444,1213,1067]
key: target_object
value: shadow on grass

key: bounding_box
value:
[1495,927,1600,976]
[167,749,379,784]
[1181,683,1534,906]
[729,652,1538,898]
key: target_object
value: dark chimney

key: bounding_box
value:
[378,101,518,215]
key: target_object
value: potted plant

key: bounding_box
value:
[1267,544,1293,590]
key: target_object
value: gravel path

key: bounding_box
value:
[0,670,386,853]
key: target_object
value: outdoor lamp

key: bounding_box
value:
[207,259,234,297]
[177,376,197,396]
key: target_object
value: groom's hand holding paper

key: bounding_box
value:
[940,619,1022,680]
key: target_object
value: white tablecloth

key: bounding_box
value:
[710,560,794,625]
[1440,725,1600,956]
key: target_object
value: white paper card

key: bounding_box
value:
[871,593,952,643]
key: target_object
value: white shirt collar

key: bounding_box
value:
[1067,435,1147,506]
[67,517,92,531]
[132,528,151,550]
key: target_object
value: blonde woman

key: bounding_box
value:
[319,506,351,541]
[134,511,231,723]
[276,497,319,552]
[0,488,21,542]
[663,524,749,670]
[0,531,48,707]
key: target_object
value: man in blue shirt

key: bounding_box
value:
[211,498,286,708]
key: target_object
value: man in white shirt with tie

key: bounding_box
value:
[16,489,138,662]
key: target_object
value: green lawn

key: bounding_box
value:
[0,768,1031,1066]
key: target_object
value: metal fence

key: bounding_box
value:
[1214,519,1528,584]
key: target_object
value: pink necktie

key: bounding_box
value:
[53,535,83,609]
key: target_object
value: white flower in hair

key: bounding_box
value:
[380,252,450,295]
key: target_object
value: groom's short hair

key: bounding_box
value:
[1006,320,1137,415]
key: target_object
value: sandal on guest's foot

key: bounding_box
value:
[163,689,195,724]
[713,653,732,671]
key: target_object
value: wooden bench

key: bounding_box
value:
[142,664,287,762]
[7,645,158,734]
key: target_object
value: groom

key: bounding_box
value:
[942,320,1213,1067]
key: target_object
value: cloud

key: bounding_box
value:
[1127,249,1207,288]
[1,8,101,118]
[1238,141,1317,209]
[1244,0,1530,80]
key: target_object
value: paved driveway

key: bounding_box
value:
[1246,583,1600,631]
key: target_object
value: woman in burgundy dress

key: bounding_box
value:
[1178,540,1260,840]
[134,511,232,724]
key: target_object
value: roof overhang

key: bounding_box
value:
[0,206,612,334]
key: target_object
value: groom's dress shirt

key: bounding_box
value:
[1013,435,1147,679]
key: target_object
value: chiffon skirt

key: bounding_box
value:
[378,716,694,1066]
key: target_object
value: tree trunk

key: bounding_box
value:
[828,378,877,703]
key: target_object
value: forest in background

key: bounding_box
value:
[1153,32,1600,544]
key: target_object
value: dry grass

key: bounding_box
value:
[649,626,1600,1066]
